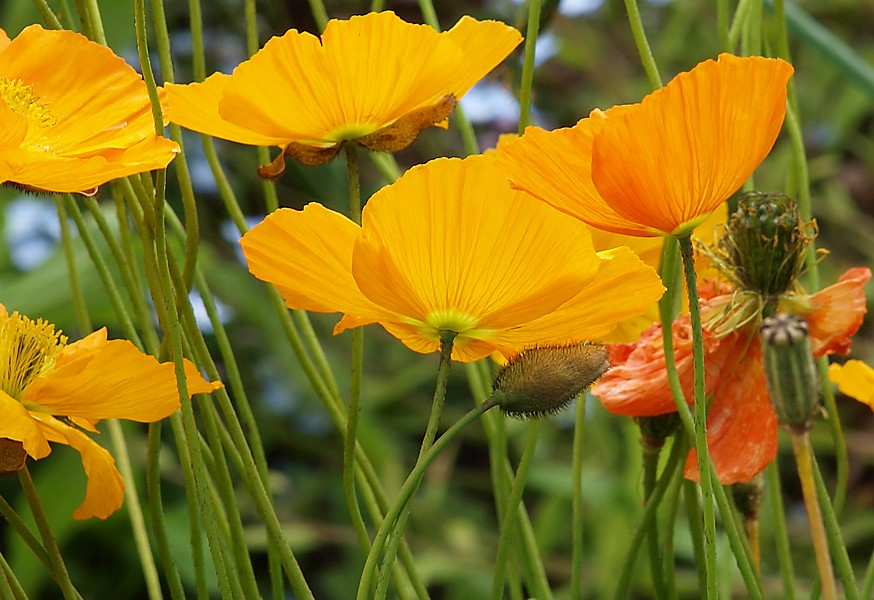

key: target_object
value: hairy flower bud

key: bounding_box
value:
[493,343,610,418]
[761,313,819,431]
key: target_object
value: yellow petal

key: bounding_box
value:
[240,204,387,324]
[0,28,10,51]
[36,416,124,520]
[0,98,27,147]
[24,339,220,422]
[352,155,602,339]
[443,16,522,98]
[164,74,290,146]
[0,390,51,459]
[829,360,874,408]
[592,54,793,236]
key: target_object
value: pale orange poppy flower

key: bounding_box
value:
[829,359,874,410]
[593,268,870,483]
[165,12,521,171]
[240,155,664,362]
[495,54,794,237]
[0,307,222,519]
[0,25,179,195]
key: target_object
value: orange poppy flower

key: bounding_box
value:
[165,12,522,171]
[593,268,870,483]
[240,155,664,362]
[494,54,794,237]
[0,307,222,519]
[0,25,179,195]
[829,360,874,410]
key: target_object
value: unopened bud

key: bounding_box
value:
[732,475,765,521]
[636,413,682,451]
[761,313,819,431]
[493,343,610,418]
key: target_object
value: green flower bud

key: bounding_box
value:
[761,313,819,431]
[720,192,815,297]
[493,343,609,419]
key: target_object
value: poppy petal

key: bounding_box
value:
[805,267,870,356]
[0,390,51,459]
[829,360,874,409]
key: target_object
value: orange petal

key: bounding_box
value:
[592,54,793,236]
[352,156,601,335]
[36,416,124,520]
[494,115,656,237]
[829,360,874,409]
[240,204,387,324]
[684,340,777,484]
[0,98,28,147]
[0,28,10,51]
[24,339,220,422]
[805,267,870,356]
[0,390,51,459]
[164,74,290,146]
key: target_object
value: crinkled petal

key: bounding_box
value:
[805,267,870,356]
[684,339,777,484]
[36,416,124,520]
[829,360,874,409]
[164,74,290,146]
[0,390,50,459]
[240,204,387,327]
[352,155,601,334]
[592,54,793,236]
[24,338,220,421]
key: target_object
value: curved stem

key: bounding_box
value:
[491,420,541,600]
[624,0,662,89]
[517,0,542,134]
[677,234,717,600]
[571,395,586,599]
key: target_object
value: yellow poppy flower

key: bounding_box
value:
[165,12,521,172]
[0,307,222,519]
[829,360,874,409]
[240,155,664,362]
[0,25,179,196]
[494,54,793,237]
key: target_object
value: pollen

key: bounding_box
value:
[0,76,57,129]
[0,308,66,400]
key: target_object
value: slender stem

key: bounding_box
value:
[643,442,670,598]
[816,357,848,512]
[492,420,541,600]
[571,395,586,599]
[677,234,717,600]
[862,545,874,600]
[613,437,685,600]
[745,515,760,577]
[17,468,81,600]
[307,0,329,31]
[374,332,457,599]
[765,461,796,600]
[661,459,683,600]
[517,0,542,133]
[789,430,837,600]
[358,396,499,600]
[52,195,91,334]
[624,0,662,89]
[0,494,52,572]
[0,548,27,600]
[31,0,64,28]
[718,0,731,50]
[683,481,708,597]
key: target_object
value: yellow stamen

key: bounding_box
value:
[0,77,57,129]
[0,309,66,399]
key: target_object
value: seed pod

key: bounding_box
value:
[761,313,819,432]
[493,343,610,418]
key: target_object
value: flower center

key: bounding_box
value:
[0,309,66,399]
[0,77,57,129]
[325,122,380,144]
[423,309,479,336]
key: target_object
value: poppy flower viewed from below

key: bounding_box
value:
[165,11,522,172]
[494,53,794,237]
[239,155,665,362]
[0,25,179,196]
[0,307,222,519]
[593,268,870,483]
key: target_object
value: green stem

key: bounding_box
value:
[677,234,717,600]
[0,494,52,572]
[643,442,670,599]
[0,548,27,600]
[789,431,837,600]
[373,332,457,599]
[307,0,329,31]
[624,0,662,89]
[31,0,64,28]
[661,459,683,600]
[52,195,92,334]
[570,395,586,599]
[17,468,81,600]
[708,469,761,599]
[683,480,708,597]
[765,460,796,600]
[517,0,542,134]
[718,0,731,50]
[358,395,498,600]
[862,546,874,600]
[491,420,541,600]
[613,437,685,600]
